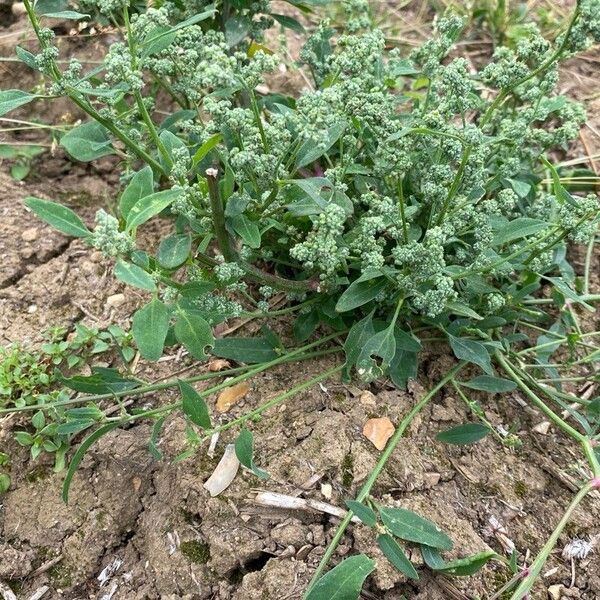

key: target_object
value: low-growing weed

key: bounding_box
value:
[1,0,600,597]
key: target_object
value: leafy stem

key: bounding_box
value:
[305,362,465,595]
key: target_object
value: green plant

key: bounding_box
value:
[2,0,600,597]
[0,143,46,181]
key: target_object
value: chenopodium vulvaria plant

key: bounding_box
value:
[7,0,598,373]
[3,0,600,596]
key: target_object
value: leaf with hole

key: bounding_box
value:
[174,309,214,360]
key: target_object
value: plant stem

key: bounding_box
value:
[304,362,465,596]
[199,363,344,440]
[108,332,345,425]
[509,481,593,600]
[206,168,236,262]
[0,345,340,416]
[495,352,584,441]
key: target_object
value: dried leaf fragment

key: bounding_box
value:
[203,444,240,497]
[208,359,231,372]
[216,381,250,413]
[363,417,395,451]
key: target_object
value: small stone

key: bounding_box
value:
[359,390,377,407]
[533,421,551,435]
[21,227,38,242]
[27,304,37,314]
[320,483,332,500]
[106,293,125,307]
[12,2,26,17]
[296,544,312,561]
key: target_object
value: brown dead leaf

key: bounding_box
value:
[216,381,250,413]
[363,417,395,451]
[208,359,231,372]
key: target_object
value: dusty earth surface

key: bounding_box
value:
[1,2,600,599]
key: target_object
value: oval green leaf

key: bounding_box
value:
[174,309,214,360]
[305,554,376,600]
[179,380,211,429]
[377,534,419,580]
[126,188,181,230]
[234,428,269,479]
[379,507,453,550]
[158,234,191,269]
[436,423,490,445]
[24,197,91,237]
[132,298,171,361]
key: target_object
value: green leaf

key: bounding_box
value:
[543,276,594,311]
[179,380,211,429]
[377,534,419,580]
[461,375,516,393]
[336,271,387,312]
[119,166,154,219]
[234,428,269,479]
[272,13,305,32]
[507,178,531,199]
[448,335,493,375]
[158,234,191,269]
[230,214,261,249]
[15,47,38,70]
[11,163,30,181]
[344,312,375,376]
[126,189,181,230]
[56,419,95,435]
[389,349,417,389]
[41,10,89,18]
[421,546,497,576]
[192,133,223,166]
[345,500,377,527]
[293,308,319,342]
[357,324,396,378]
[132,299,171,361]
[394,328,422,352]
[62,423,119,503]
[304,554,375,600]
[436,423,490,445]
[296,122,345,168]
[114,259,156,291]
[24,197,91,237]
[212,336,278,363]
[60,122,114,161]
[379,507,453,550]
[225,15,251,47]
[148,416,166,460]
[445,301,483,321]
[0,90,36,116]
[174,310,214,360]
[0,473,10,494]
[492,217,548,246]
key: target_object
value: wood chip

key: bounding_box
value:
[216,382,250,413]
[203,444,240,497]
[363,417,395,450]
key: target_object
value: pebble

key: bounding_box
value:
[21,227,38,242]
[106,293,125,307]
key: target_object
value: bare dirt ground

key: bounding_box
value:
[1,2,600,599]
